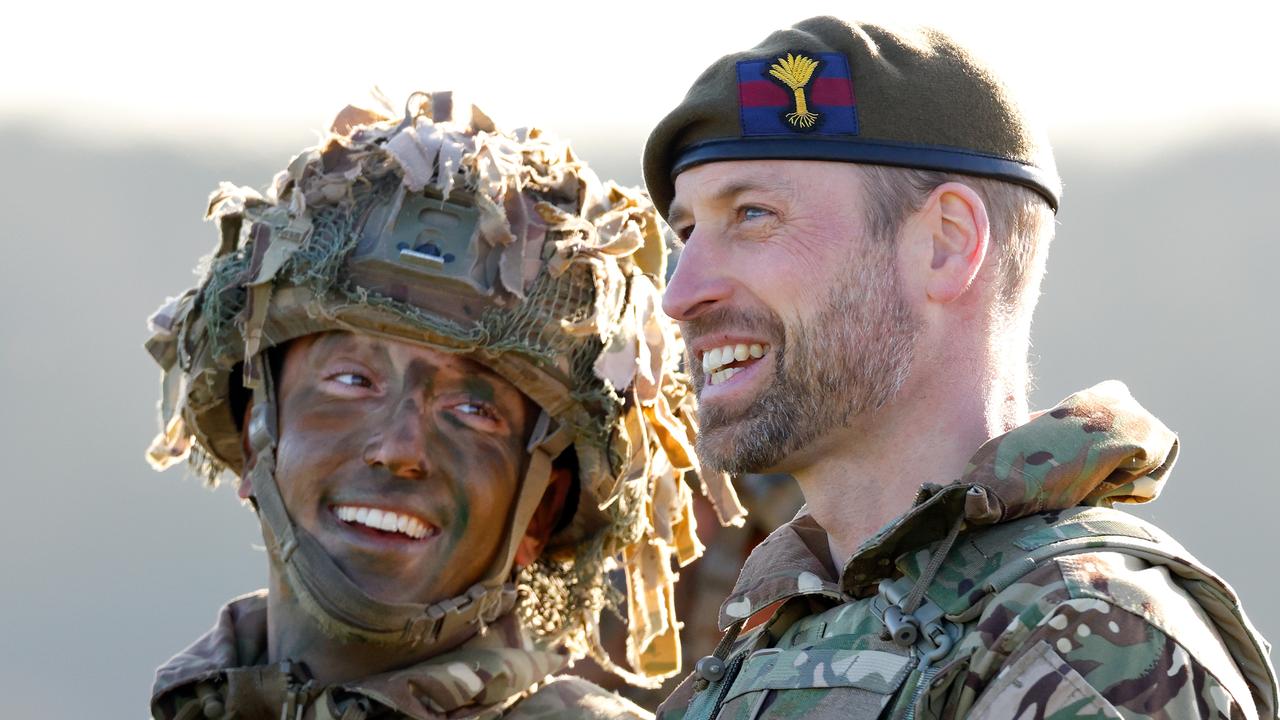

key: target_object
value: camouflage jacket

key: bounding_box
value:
[152,592,652,720]
[658,382,1277,720]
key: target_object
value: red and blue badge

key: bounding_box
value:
[736,52,858,136]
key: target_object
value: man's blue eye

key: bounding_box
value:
[742,207,771,221]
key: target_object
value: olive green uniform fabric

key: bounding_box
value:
[656,382,1277,719]
[152,592,651,719]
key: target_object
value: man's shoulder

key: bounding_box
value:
[968,546,1234,657]
[956,509,1251,654]
[919,507,1231,619]
[507,676,653,720]
[959,544,1270,719]
[153,591,268,701]
[961,508,1266,656]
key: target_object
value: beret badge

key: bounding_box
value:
[735,51,858,136]
[770,53,821,128]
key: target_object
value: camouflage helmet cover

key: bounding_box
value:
[143,92,746,680]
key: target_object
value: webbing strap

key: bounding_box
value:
[488,412,574,583]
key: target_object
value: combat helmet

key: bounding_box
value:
[144,92,746,682]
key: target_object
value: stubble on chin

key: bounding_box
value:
[691,247,918,476]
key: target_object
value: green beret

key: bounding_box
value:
[643,16,1061,217]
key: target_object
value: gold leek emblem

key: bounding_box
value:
[769,53,820,128]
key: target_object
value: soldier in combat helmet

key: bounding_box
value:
[643,17,1278,720]
[144,91,746,719]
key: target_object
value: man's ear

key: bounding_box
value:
[514,466,573,568]
[237,399,256,501]
[922,181,990,304]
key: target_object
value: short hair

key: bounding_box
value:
[856,165,1056,310]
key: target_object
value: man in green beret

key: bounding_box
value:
[643,17,1277,720]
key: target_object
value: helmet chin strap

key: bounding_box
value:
[244,356,572,653]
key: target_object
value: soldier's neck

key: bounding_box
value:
[791,363,1028,570]
[262,569,470,685]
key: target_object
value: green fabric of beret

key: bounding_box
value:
[643,16,1061,217]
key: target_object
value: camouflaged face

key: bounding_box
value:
[655,381,1277,720]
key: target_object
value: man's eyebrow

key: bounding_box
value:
[451,356,526,405]
[667,202,691,230]
[668,176,796,228]
[454,355,504,381]
[434,354,515,392]
[313,332,395,368]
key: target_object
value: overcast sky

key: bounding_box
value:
[6,0,1277,155]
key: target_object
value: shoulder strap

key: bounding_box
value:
[896,506,1278,718]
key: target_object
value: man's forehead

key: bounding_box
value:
[302,331,504,380]
[669,160,854,222]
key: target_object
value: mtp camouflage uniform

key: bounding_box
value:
[656,383,1277,719]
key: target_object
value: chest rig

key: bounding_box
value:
[683,506,1278,720]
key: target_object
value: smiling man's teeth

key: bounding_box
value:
[710,367,743,386]
[334,505,430,539]
[702,343,769,381]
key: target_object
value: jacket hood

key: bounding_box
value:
[717,380,1180,629]
[958,379,1177,521]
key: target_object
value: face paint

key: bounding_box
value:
[269,331,537,607]
[463,376,497,404]
[448,479,472,545]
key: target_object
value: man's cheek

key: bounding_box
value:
[444,440,520,535]
[277,431,322,472]
[447,479,472,545]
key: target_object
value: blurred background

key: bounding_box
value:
[2,1,1276,716]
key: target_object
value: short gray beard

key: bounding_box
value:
[691,244,919,475]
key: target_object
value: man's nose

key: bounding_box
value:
[362,396,431,479]
[662,231,733,322]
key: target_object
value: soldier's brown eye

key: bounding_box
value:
[333,372,373,388]
[454,399,503,420]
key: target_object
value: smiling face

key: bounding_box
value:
[251,331,539,606]
[663,160,919,474]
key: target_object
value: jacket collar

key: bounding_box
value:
[716,381,1179,630]
[152,591,569,719]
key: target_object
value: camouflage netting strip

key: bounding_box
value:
[145,92,748,681]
